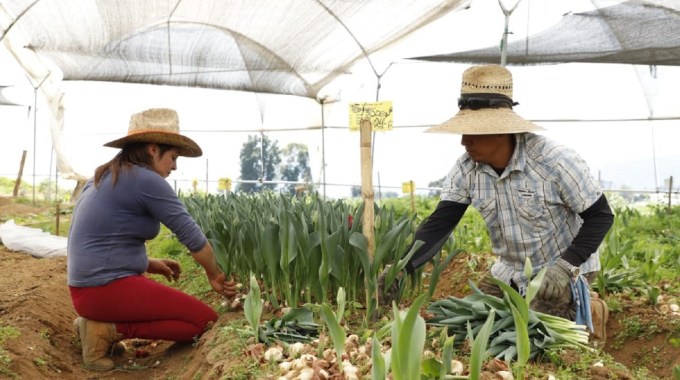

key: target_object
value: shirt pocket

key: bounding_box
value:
[471,196,498,229]
[517,200,546,231]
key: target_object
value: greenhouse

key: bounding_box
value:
[1,0,680,379]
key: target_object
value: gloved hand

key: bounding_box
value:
[377,265,402,306]
[535,259,574,302]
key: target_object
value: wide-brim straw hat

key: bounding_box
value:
[426,64,543,135]
[104,108,202,157]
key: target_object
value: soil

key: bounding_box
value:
[1,197,679,379]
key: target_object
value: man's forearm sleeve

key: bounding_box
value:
[561,194,615,267]
[404,200,468,273]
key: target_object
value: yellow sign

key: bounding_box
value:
[402,181,415,193]
[218,178,232,191]
[349,101,393,131]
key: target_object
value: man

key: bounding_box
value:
[379,65,613,338]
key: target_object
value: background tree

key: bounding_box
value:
[279,143,313,195]
[382,191,399,199]
[427,176,446,197]
[350,185,362,198]
[237,134,281,193]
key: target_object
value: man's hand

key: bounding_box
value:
[377,266,402,306]
[535,260,573,302]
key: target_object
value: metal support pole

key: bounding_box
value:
[320,99,327,197]
[32,86,37,204]
[259,131,265,185]
[30,75,49,204]
[498,0,522,66]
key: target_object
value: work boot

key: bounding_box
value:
[73,317,122,371]
[589,291,609,344]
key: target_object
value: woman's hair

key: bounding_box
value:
[94,143,175,187]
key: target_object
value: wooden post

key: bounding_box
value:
[360,119,377,320]
[55,202,60,236]
[409,180,416,214]
[360,120,375,259]
[13,150,27,198]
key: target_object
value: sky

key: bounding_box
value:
[1,0,679,199]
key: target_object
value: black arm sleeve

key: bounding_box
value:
[404,200,469,273]
[561,194,615,267]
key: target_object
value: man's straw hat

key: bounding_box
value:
[426,65,543,135]
[104,108,202,157]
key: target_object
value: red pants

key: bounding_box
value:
[69,275,217,342]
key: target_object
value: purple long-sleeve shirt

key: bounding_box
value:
[67,165,207,287]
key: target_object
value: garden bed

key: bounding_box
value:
[1,197,679,379]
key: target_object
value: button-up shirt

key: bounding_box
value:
[441,133,602,289]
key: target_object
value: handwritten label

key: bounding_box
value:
[349,101,393,131]
[218,178,232,191]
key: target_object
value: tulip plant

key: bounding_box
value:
[183,192,423,320]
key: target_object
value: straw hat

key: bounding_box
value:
[104,108,202,157]
[426,65,543,135]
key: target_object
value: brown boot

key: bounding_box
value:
[73,317,122,371]
[589,291,609,344]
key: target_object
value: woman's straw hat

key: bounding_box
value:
[426,65,543,135]
[104,108,202,157]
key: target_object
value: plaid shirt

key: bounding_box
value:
[441,133,602,290]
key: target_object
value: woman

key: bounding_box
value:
[67,108,236,371]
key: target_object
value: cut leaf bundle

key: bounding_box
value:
[426,293,591,362]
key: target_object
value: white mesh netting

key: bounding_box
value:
[1,0,469,98]
[413,0,680,66]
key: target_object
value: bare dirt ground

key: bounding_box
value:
[0,237,255,380]
[0,198,250,380]
[1,197,679,379]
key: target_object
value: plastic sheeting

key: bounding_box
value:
[0,220,67,258]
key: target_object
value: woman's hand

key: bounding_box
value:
[189,241,237,298]
[147,258,182,282]
[207,272,238,299]
[190,241,237,298]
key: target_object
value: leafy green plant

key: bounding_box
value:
[645,286,661,306]
[427,248,465,300]
[258,307,321,344]
[319,287,348,367]
[427,282,590,366]
[243,274,263,343]
[184,193,419,313]
[371,334,387,380]
[452,208,491,253]
[420,334,459,379]
[468,309,496,380]
[594,216,640,297]
[389,293,428,380]
[613,316,662,348]
[485,258,546,379]
[0,324,20,378]
[638,246,664,287]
